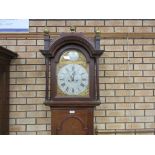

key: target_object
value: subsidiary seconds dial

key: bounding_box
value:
[57,64,89,95]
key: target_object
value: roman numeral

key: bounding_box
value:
[80,83,85,87]
[66,87,69,92]
[81,73,85,75]
[61,83,65,87]
[82,78,86,81]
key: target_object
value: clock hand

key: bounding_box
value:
[72,71,76,81]
[65,69,73,82]
[70,73,74,81]
[71,65,77,81]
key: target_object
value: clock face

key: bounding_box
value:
[57,64,88,95]
[56,50,89,97]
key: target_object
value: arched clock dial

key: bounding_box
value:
[57,64,89,95]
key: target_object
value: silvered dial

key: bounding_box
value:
[57,64,88,95]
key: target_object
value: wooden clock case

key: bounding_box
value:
[41,32,103,135]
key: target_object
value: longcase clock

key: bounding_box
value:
[41,31,103,135]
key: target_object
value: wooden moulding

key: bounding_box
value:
[0,46,18,59]
[44,100,101,108]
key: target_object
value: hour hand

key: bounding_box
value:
[71,71,76,81]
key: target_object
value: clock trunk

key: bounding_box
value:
[51,108,94,135]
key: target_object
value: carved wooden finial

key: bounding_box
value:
[70,26,76,32]
[44,27,49,35]
[95,28,101,36]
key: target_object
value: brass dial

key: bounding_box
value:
[56,50,89,97]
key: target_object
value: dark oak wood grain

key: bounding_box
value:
[51,108,93,135]
[0,46,17,135]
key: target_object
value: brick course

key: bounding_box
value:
[1,19,155,135]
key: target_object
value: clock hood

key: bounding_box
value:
[48,33,103,58]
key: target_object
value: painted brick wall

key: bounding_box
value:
[1,19,155,134]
